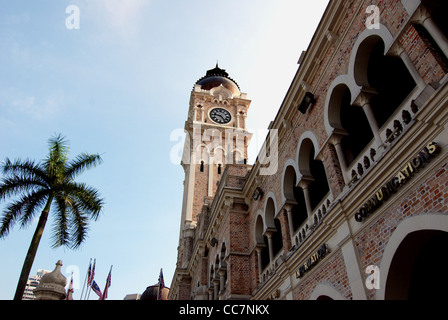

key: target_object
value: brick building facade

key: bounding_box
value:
[169,0,448,300]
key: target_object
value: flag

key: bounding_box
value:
[86,260,92,286]
[88,259,96,286]
[66,272,74,300]
[157,268,165,300]
[91,280,102,299]
[101,266,112,300]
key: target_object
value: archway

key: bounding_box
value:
[298,139,330,211]
[255,215,270,271]
[283,165,308,231]
[265,197,283,257]
[385,229,448,300]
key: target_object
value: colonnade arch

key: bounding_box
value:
[377,214,448,300]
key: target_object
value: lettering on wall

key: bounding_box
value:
[296,244,331,279]
[355,142,441,223]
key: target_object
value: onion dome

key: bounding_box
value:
[195,64,241,96]
[33,260,67,300]
[140,284,170,300]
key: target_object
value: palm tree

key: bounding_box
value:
[0,134,104,300]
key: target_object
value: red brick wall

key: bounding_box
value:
[293,250,353,300]
[355,160,448,300]
[175,0,448,301]
[400,24,448,84]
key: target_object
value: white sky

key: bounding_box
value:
[0,0,329,300]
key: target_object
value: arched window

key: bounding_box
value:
[298,138,330,212]
[367,40,416,128]
[308,144,330,210]
[283,166,308,231]
[265,198,283,257]
[339,87,374,166]
[272,218,283,257]
[255,216,270,270]
[421,0,448,47]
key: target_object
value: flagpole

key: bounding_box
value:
[86,258,96,300]
[66,272,74,300]
[102,265,113,300]
[87,282,92,300]
[80,258,91,300]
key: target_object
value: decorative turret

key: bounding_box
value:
[33,260,67,300]
[195,64,241,97]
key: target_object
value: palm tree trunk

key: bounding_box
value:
[13,195,53,300]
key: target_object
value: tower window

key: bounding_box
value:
[218,164,222,175]
[200,161,205,172]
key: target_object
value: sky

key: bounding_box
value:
[0,0,329,300]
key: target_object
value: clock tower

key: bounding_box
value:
[176,64,252,270]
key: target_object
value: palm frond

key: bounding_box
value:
[43,134,69,179]
[67,182,104,221]
[20,189,51,228]
[0,175,48,201]
[65,153,103,180]
[51,193,70,248]
[68,199,89,249]
[0,190,49,238]
[1,158,50,186]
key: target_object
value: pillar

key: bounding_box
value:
[421,15,448,59]
[285,205,295,244]
[299,179,313,218]
[390,43,426,90]
[353,90,384,149]
[265,232,274,264]
[255,247,263,283]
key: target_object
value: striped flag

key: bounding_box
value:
[101,266,112,300]
[88,259,96,286]
[66,272,74,300]
[157,268,165,300]
[91,280,102,299]
[86,260,92,286]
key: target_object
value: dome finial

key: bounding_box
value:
[216,60,219,68]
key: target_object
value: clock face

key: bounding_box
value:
[210,108,231,124]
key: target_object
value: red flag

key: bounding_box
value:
[88,259,96,286]
[101,266,112,300]
[91,280,102,299]
[66,272,74,300]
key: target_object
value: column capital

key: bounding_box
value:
[353,87,378,107]
[298,175,314,189]
[388,41,406,57]
[328,128,349,145]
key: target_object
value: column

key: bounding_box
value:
[255,247,263,283]
[299,179,313,218]
[265,232,274,264]
[362,103,383,146]
[331,135,350,185]
[354,90,384,148]
[276,209,291,251]
[208,287,213,300]
[390,43,425,90]
[213,279,220,300]
[422,15,448,59]
[285,205,295,244]
[219,270,226,295]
